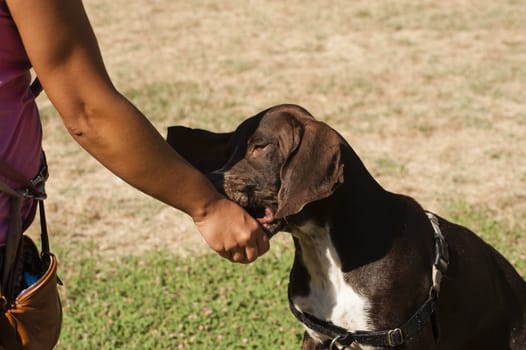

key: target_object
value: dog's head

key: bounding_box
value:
[167,104,344,235]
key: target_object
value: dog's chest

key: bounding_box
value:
[291,224,374,349]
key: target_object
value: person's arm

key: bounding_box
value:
[6,0,269,263]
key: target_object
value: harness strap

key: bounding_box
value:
[288,212,449,349]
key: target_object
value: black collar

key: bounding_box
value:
[288,212,449,349]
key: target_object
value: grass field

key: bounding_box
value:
[32,0,525,348]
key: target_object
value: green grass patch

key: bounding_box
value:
[55,242,302,350]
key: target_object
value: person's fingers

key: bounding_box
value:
[244,237,259,263]
[256,229,270,256]
[230,248,247,264]
[217,249,231,261]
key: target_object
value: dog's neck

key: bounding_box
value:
[288,147,400,271]
[286,146,435,333]
[330,173,401,272]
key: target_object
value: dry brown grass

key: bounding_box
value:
[35,0,525,258]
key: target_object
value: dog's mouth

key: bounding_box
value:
[247,206,283,237]
[213,174,283,237]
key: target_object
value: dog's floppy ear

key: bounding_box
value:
[166,126,233,173]
[275,119,344,218]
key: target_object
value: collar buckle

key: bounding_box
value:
[387,328,405,347]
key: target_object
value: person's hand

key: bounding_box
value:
[193,196,270,263]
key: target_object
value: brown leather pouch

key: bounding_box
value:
[2,246,62,350]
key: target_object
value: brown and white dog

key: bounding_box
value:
[167,104,526,349]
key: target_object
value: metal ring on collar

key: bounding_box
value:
[329,335,344,350]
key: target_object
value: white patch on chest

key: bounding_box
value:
[291,221,375,349]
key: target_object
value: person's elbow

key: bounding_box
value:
[51,84,124,148]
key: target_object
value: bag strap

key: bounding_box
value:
[30,77,43,98]
[1,196,23,297]
[0,154,50,290]
[38,200,50,254]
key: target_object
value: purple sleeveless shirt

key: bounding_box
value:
[0,0,43,246]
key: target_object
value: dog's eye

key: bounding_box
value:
[249,144,269,157]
